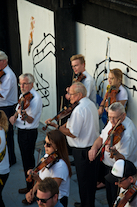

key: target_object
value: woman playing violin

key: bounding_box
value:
[88,102,137,207]
[98,68,128,116]
[106,159,137,207]
[25,129,72,207]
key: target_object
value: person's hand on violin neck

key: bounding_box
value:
[20,109,34,123]
[45,118,56,128]
[27,170,41,182]
[109,146,125,161]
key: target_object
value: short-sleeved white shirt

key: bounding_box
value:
[100,116,137,167]
[15,88,42,129]
[82,71,96,104]
[0,128,10,174]
[116,85,128,106]
[39,155,70,199]
[0,65,17,106]
[66,97,99,148]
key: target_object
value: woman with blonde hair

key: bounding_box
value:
[0,110,9,207]
[98,68,128,116]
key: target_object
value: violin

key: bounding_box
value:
[104,85,119,107]
[42,101,79,131]
[114,184,137,207]
[73,72,86,83]
[18,92,33,112]
[26,152,58,183]
[108,124,125,158]
[96,120,124,160]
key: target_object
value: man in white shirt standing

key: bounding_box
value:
[45,82,99,207]
[0,51,18,166]
[10,73,42,194]
[88,102,137,207]
[66,54,96,104]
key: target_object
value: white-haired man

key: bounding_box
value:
[10,73,42,195]
[45,82,99,207]
[88,102,137,207]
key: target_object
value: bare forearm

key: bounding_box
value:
[88,137,103,161]
[56,124,76,138]
[92,137,103,150]
[25,115,34,123]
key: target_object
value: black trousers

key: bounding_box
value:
[0,173,9,207]
[0,105,16,166]
[72,147,98,207]
[18,128,38,190]
[101,162,119,207]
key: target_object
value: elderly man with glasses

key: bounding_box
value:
[88,102,137,207]
[45,81,99,207]
[9,73,42,197]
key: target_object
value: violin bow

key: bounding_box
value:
[96,119,121,158]
[59,96,63,126]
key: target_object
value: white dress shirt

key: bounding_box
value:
[100,116,137,167]
[15,88,42,129]
[82,71,96,104]
[66,97,99,148]
[0,65,17,106]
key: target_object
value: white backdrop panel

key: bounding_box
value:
[76,22,137,127]
[17,0,57,124]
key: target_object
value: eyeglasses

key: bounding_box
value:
[118,177,128,183]
[44,140,52,148]
[71,64,79,68]
[18,83,31,87]
[35,193,55,203]
[108,113,123,121]
[67,92,79,96]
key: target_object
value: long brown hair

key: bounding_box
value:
[47,130,72,177]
